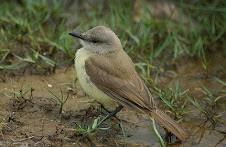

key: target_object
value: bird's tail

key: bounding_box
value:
[150,109,188,141]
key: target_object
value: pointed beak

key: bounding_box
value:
[69,33,85,40]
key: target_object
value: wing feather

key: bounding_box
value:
[85,51,155,112]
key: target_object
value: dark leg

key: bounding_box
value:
[100,105,122,121]
[101,104,111,113]
[100,105,123,123]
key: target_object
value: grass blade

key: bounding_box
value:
[186,94,206,113]
[148,117,165,147]
[214,77,226,86]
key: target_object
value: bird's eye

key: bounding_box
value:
[92,39,98,43]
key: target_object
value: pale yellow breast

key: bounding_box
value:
[75,48,119,110]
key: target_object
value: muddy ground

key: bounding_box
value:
[0,50,225,147]
[0,67,159,147]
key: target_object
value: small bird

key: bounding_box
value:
[69,26,188,141]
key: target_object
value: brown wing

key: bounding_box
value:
[85,50,155,113]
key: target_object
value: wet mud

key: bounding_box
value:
[0,50,225,146]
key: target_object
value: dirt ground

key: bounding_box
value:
[0,59,225,147]
[0,67,159,147]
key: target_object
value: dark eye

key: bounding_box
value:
[92,39,98,43]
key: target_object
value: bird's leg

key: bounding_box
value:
[100,104,111,114]
[100,105,123,123]
[100,104,121,121]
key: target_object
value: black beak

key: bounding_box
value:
[69,33,85,40]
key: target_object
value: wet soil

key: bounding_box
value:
[0,51,225,147]
[0,67,158,146]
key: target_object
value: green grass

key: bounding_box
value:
[186,94,206,114]
[198,79,226,119]
[151,80,190,122]
[1,78,33,102]
[148,117,166,147]
[45,87,70,113]
[74,117,110,136]
[73,113,134,145]
[0,0,225,72]
[0,0,75,70]
[199,79,226,106]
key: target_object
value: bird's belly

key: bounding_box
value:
[75,48,119,110]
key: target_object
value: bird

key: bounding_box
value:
[69,26,188,141]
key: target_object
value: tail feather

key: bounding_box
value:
[150,109,188,141]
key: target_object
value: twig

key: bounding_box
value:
[10,136,34,142]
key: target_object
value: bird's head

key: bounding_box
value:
[69,26,122,55]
